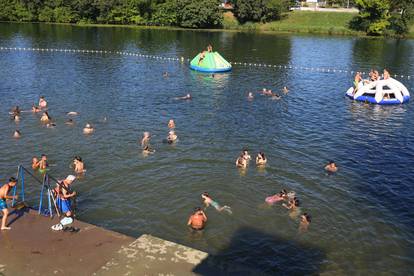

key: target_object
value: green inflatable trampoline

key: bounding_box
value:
[190,52,232,73]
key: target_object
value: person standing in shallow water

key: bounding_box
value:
[0,177,18,230]
[187,207,207,231]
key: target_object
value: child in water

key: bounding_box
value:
[32,157,39,170]
[168,119,175,129]
[73,156,85,174]
[299,213,311,233]
[325,160,338,173]
[201,193,232,214]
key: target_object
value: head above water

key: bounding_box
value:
[302,213,311,223]
[74,156,82,162]
[9,177,17,184]
[194,207,202,213]
[202,192,210,199]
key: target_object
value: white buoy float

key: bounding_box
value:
[346,78,410,105]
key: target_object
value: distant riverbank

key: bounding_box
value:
[2,11,414,38]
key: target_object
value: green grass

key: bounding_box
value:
[261,11,362,36]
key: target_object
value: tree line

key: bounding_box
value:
[0,0,293,28]
[0,0,412,36]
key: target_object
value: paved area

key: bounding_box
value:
[0,208,215,276]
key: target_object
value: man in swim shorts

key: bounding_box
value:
[1,177,18,230]
[55,175,77,217]
[187,207,207,231]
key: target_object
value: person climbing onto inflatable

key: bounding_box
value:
[201,192,232,214]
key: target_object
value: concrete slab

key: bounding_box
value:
[0,209,135,275]
[0,208,219,276]
[95,234,210,276]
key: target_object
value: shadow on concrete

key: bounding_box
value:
[193,227,325,276]
[7,206,31,227]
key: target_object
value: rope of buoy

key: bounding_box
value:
[0,46,412,80]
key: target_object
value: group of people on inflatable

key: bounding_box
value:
[352,68,390,95]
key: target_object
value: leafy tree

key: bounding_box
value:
[176,0,222,28]
[233,0,290,23]
[152,0,178,26]
[351,0,391,35]
[389,0,414,35]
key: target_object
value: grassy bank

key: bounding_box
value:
[224,11,414,38]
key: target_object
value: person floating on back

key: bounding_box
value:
[201,193,232,214]
[325,160,338,173]
[0,177,18,230]
[187,207,207,231]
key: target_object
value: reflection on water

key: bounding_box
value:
[0,23,414,274]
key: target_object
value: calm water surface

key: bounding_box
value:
[0,23,414,274]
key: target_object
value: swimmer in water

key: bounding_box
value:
[13,130,21,138]
[141,131,151,148]
[256,152,267,166]
[143,145,155,155]
[175,94,192,100]
[201,193,232,214]
[236,154,247,168]
[325,160,338,173]
[271,93,281,100]
[265,189,288,205]
[261,88,273,96]
[38,154,49,173]
[32,104,41,113]
[163,72,169,77]
[1,177,18,230]
[32,157,39,170]
[247,92,254,100]
[187,207,207,231]
[167,130,177,144]
[168,119,175,129]
[283,197,300,210]
[65,119,75,125]
[282,86,289,94]
[83,123,94,134]
[39,96,47,108]
[11,106,20,116]
[73,156,85,174]
[242,149,251,163]
[299,213,311,233]
[40,112,51,123]
[12,114,20,122]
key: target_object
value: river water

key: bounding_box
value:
[0,23,413,274]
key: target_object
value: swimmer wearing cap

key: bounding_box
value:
[54,175,77,217]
